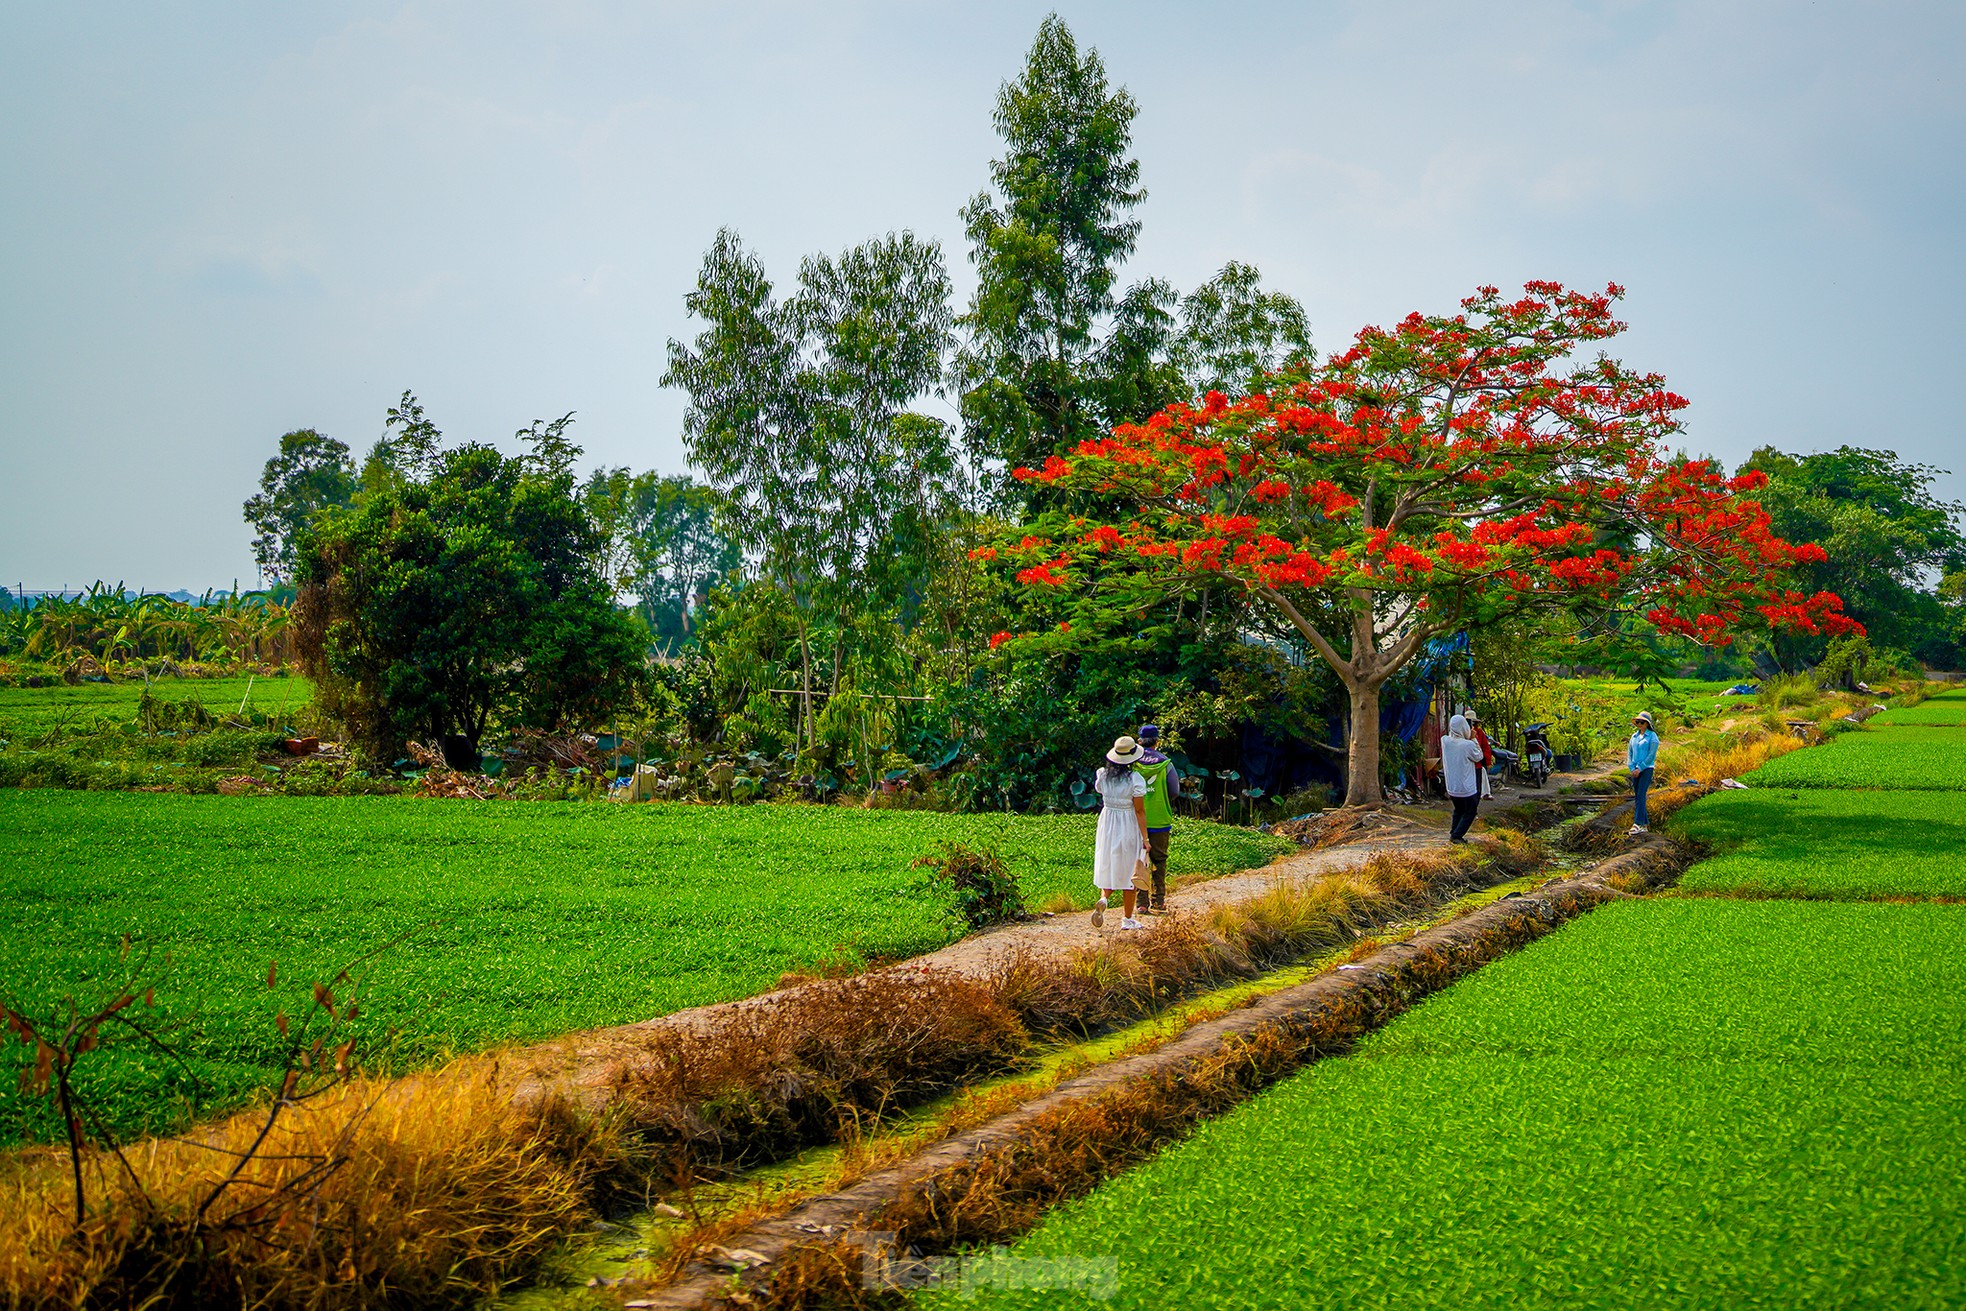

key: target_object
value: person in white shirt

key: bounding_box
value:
[1090,735,1151,930]
[1441,714,1487,844]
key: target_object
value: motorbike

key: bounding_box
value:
[1514,721,1553,789]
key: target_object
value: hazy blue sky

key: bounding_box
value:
[2,1,1961,590]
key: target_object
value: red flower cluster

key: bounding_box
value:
[978,279,1853,659]
[1015,555,1071,586]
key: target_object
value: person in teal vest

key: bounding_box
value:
[1135,724,1182,913]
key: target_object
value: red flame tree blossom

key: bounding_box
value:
[990,282,1859,806]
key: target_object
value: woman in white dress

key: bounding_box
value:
[1091,735,1151,930]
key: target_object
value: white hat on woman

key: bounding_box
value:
[1106,735,1144,765]
[1632,711,1654,728]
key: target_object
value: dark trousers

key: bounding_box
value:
[1449,794,1479,842]
[1632,766,1654,827]
[1145,828,1169,907]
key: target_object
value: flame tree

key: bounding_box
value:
[987,282,1859,805]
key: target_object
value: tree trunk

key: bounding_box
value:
[796,618,814,756]
[1344,679,1384,807]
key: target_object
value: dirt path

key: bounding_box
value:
[509,774,1614,1110]
[508,821,1444,1109]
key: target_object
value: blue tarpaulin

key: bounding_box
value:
[1381,631,1470,742]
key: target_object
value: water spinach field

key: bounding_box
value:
[926,688,1966,1310]
[0,790,1286,1146]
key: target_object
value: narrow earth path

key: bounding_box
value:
[510,825,1431,1110]
[509,770,1618,1113]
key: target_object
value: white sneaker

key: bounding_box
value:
[1120,917,1143,930]
[1628,824,1648,836]
[1091,896,1107,928]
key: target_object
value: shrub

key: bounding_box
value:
[914,841,1027,931]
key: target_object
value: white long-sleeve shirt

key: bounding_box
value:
[1442,736,1486,798]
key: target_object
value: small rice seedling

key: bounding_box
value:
[1742,726,1966,791]
[925,900,1966,1311]
[1672,790,1966,899]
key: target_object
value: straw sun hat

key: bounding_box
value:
[1106,735,1144,765]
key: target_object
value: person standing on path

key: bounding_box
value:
[1464,708,1496,799]
[1442,714,1486,844]
[1627,711,1660,835]
[1134,724,1182,914]
[1091,735,1151,931]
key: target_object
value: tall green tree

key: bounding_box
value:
[951,18,1315,503]
[663,228,959,746]
[1739,445,1966,667]
[295,396,644,766]
[952,15,1161,496]
[243,429,356,584]
[1174,261,1315,398]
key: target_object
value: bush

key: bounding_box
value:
[914,841,1027,931]
[1756,673,1821,711]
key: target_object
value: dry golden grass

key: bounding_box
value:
[1676,726,1804,786]
[989,833,1539,1040]
[0,1058,608,1310]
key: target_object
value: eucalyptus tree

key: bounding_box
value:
[1173,261,1316,398]
[663,227,959,747]
[581,469,738,642]
[951,15,1159,500]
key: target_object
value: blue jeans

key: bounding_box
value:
[1632,766,1654,827]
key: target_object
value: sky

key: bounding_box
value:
[2,0,1962,592]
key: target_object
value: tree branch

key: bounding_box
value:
[1257,587,1350,677]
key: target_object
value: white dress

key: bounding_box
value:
[1092,769,1149,891]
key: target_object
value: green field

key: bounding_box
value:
[1742,725,1966,791]
[1672,790,1966,900]
[0,791,1286,1145]
[929,899,1966,1310]
[1875,692,1966,726]
[0,674,312,738]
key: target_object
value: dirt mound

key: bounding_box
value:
[1272,806,1438,848]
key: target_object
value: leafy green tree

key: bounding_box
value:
[1174,261,1315,398]
[1740,446,1966,668]
[581,469,738,643]
[950,19,1315,504]
[952,15,1162,497]
[663,227,958,746]
[243,429,356,584]
[295,397,644,765]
